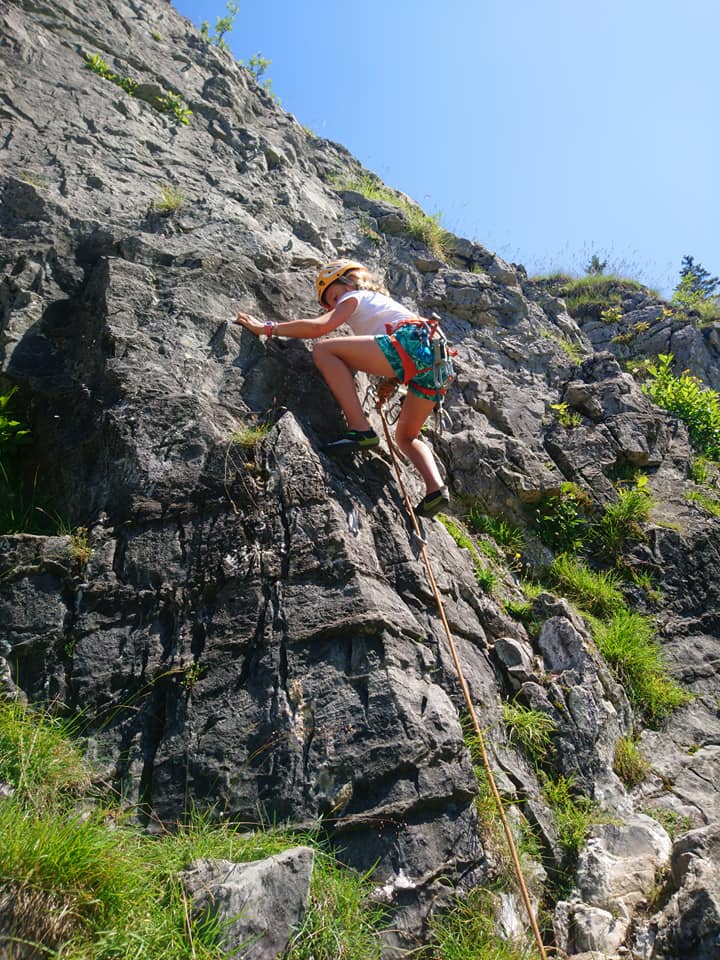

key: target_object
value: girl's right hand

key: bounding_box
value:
[233,312,266,336]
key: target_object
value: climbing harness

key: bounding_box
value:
[375,399,549,960]
[385,315,456,434]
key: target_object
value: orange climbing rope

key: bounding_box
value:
[375,399,549,960]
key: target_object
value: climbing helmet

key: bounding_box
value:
[316,259,365,306]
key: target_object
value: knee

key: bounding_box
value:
[312,340,328,369]
[394,424,420,452]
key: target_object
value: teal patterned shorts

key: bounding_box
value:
[376,324,453,400]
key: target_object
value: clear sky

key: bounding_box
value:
[172,0,719,297]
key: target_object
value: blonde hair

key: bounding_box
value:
[341,267,389,297]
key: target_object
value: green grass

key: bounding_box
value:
[591,610,690,725]
[0,700,388,960]
[232,422,271,447]
[331,173,452,260]
[152,183,186,213]
[429,886,541,960]
[686,489,720,517]
[548,554,625,618]
[286,857,385,960]
[503,701,556,765]
[84,52,192,125]
[643,806,692,840]
[439,516,497,594]
[613,735,650,787]
[592,481,654,558]
[540,773,596,862]
[0,701,89,808]
[558,274,645,319]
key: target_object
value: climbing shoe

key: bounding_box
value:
[415,485,450,518]
[321,429,380,453]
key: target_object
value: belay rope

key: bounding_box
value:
[375,398,549,960]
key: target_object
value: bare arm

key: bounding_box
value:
[234,296,357,339]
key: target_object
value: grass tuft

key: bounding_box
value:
[591,610,690,725]
[613,735,650,787]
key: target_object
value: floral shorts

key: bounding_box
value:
[376,323,453,400]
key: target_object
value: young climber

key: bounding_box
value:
[233,259,453,517]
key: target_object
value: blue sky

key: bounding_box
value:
[172,0,719,297]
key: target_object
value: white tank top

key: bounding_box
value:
[336,289,416,336]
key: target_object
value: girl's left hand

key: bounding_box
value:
[234,311,266,336]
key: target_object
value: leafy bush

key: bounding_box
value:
[592,610,690,725]
[642,353,720,459]
[529,483,593,554]
[200,0,240,50]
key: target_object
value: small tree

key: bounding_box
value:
[675,255,719,300]
[585,254,607,276]
[200,0,240,51]
[672,255,720,320]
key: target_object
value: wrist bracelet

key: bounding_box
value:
[264,320,274,338]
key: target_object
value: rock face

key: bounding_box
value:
[1,1,720,957]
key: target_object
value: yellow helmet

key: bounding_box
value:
[316,259,365,306]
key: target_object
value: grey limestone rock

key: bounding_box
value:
[181,847,314,958]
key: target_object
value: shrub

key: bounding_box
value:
[642,353,720,460]
[200,0,240,50]
[592,609,690,725]
[529,482,593,554]
[550,401,582,428]
[672,256,720,323]
[613,735,650,787]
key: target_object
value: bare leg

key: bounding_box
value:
[313,337,396,430]
[394,392,444,493]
